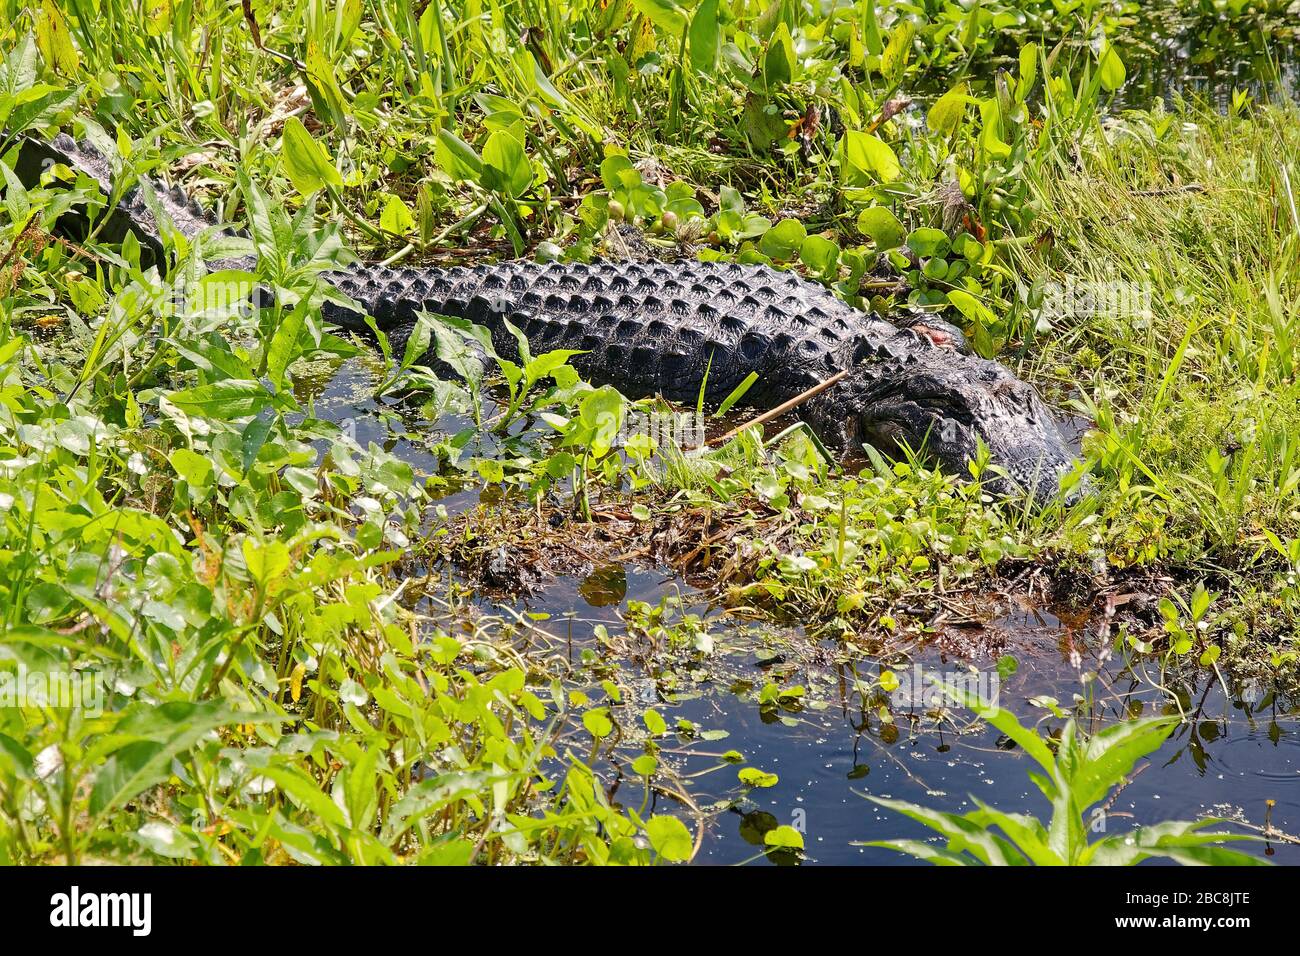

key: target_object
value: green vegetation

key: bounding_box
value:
[0,0,1297,863]
[864,693,1267,865]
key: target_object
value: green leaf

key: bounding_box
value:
[1017,42,1038,98]
[966,797,1064,865]
[764,825,804,850]
[947,288,997,341]
[880,20,913,81]
[165,380,275,418]
[738,767,779,788]
[842,130,900,185]
[858,839,973,865]
[0,734,35,782]
[434,130,483,183]
[631,0,686,36]
[645,815,693,862]
[857,206,905,249]
[688,0,720,75]
[928,82,968,137]
[758,218,806,259]
[643,709,667,735]
[243,538,291,592]
[908,227,951,257]
[716,372,758,417]
[978,97,1012,158]
[800,234,840,276]
[90,702,271,819]
[763,22,797,87]
[169,447,214,490]
[943,687,1057,781]
[280,117,342,196]
[379,194,415,236]
[1070,716,1177,811]
[256,764,350,830]
[1085,819,1268,866]
[866,795,1029,865]
[266,296,312,391]
[382,771,493,842]
[582,707,613,739]
[1098,41,1126,93]
[481,129,532,198]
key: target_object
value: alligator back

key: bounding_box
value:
[323,259,907,410]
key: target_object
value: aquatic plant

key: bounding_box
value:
[863,694,1268,865]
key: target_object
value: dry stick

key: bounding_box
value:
[710,369,848,446]
[1131,183,1206,197]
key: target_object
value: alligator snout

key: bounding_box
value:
[858,348,1083,507]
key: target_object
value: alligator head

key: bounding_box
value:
[854,344,1081,506]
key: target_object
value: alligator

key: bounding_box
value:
[8,132,1081,504]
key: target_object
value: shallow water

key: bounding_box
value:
[933,9,1299,109]
[1120,9,1299,108]
[493,568,1299,865]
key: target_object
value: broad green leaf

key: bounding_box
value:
[880,20,913,80]
[266,295,312,391]
[942,687,1057,781]
[481,129,532,197]
[582,707,613,738]
[738,767,779,787]
[928,82,968,137]
[645,815,693,861]
[35,0,79,75]
[800,234,840,276]
[908,227,950,258]
[1070,716,1177,811]
[379,194,415,236]
[169,447,214,489]
[967,797,1064,866]
[857,206,905,249]
[764,825,804,850]
[281,117,342,196]
[842,130,900,185]
[1098,42,1126,93]
[763,22,797,87]
[256,764,349,830]
[631,0,686,36]
[1085,820,1267,866]
[758,218,806,259]
[90,702,271,819]
[166,380,275,418]
[858,839,972,865]
[866,795,1030,865]
[243,538,291,592]
[688,0,720,75]
[434,130,483,183]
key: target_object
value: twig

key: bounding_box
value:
[1131,183,1205,197]
[710,369,848,446]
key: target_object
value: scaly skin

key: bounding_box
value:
[10,132,1081,503]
